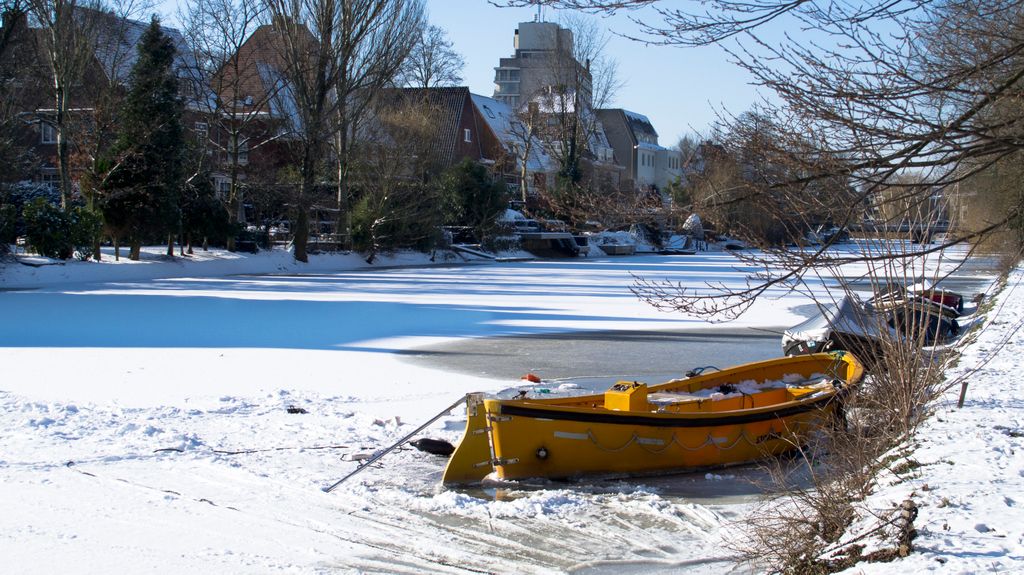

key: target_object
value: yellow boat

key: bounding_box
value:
[442,352,864,485]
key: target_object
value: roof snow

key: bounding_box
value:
[471,93,553,173]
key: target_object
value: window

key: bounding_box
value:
[40,171,60,187]
[216,179,231,200]
[194,122,209,142]
[496,69,520,82]
[178,78,196,99]
[228,138,249,165]
[40,122,57,144]
[464,128,472,143]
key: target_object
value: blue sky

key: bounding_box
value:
[157,0,763,146]
[424,0,762,146]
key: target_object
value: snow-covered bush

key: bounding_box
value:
[22,198,101,260]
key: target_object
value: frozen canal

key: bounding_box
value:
[403,250,1000,391]
[405,329,780,390]
[0,245,999,574]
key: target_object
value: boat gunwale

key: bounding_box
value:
[486,353,861,428]
[491,390,845,428]
[493,352,858,404]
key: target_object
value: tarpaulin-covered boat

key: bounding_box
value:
[442,352,864,485]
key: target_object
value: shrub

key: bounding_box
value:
[69,207,103,260]
[22,198,101,260]
[23,197,73,259]
[0,203,15,254]
[440,159,509,242]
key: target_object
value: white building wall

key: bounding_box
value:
[636,145,659,188]
[655,149,684,190]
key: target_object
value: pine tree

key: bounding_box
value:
[100,16,184,260]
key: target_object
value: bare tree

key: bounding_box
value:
[181,0,280,251]
[26,0,106,208]
[397,23,463,89]
[0,1,36,186]
[507,100,542,204]
[533,14,619,187]
[348,94,443,262]
[261,0,423,262]
[330,0,423,251]
[504,15,622,223]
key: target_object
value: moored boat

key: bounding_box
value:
[442,352,864,485]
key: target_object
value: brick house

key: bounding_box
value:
[0,8,209,190]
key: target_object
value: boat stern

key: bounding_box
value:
[441,394,494,486]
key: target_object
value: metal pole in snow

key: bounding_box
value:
[322,395,468,493]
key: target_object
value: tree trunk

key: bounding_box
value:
[293,141,318,263]
[166,234,174,257]
[520,140,532,204]
[55,88,71,210]
[130,237,141,261]
[226,132,241,252]
[294,205,309,262]
[335,103,351,250]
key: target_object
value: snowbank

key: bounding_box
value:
[836,268,1024,574]
[1,246,478,290]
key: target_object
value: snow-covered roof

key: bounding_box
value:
[471,93,553,172]
[83,8,214,110]
[637,142,668,152]
[623,110,652,125]
[259,62,300,129]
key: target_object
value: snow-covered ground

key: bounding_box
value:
[1,243,1019,574]
[836,267,1024,575]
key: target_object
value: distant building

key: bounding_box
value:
[493,21,592,112]
[595,108,682,192]
[373,87,486,170]
[470,92,554,199]
[0,8,208,188]
[491,21,625,196]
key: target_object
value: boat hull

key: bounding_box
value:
[442,352,863,484]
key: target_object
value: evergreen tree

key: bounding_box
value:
[100,17,184,260]
[181,173,230,254]
[440,159,510,244]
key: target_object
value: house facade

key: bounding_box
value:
[470,92,554,200]
[0,8,209,190]
[595,108,682,193]
[375,87,487,171]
